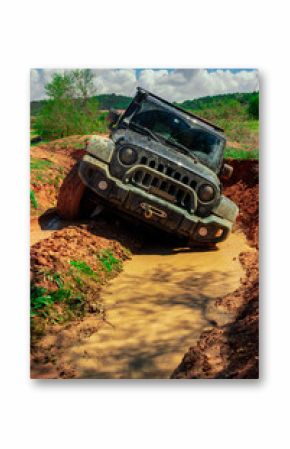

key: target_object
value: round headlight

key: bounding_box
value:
[198,184,215,202]
[119,147,137,166]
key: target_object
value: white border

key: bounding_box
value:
[1,1,289,448]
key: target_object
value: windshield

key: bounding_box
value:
[130,99,225,170]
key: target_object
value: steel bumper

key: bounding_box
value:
[79,154,238,243]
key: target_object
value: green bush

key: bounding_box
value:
[248,93,259,119]
[35,70,100,140]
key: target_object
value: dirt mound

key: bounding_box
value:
[30,137,87,217]
[30,224,131,338]
[31,225,128,284]
[224,159,259,187]
[30,134,111,217]
[30,223,132,377]
[171,159,259,379]
[223,159,259,248]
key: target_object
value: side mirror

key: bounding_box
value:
[107,109,121,128]
[220,163,233,180]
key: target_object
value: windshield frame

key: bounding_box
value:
[121,94,226,172]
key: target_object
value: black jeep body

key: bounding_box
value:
[62,88,238,244]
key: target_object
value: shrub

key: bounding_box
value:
[34,70,100,140]
[248,93,259,119]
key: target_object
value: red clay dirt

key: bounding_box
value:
[30,136,87,217]
[223,159,259,248]
[171,159,259,379]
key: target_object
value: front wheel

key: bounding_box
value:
[57,162,86,219]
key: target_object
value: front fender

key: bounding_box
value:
[86,135,115,163]
[213,195,239,223]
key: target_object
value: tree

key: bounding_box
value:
[35,69,99,139]
[71,69,96,101]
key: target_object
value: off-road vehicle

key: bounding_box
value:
[57,87,238,245]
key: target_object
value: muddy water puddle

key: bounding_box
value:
[62,232,253,379]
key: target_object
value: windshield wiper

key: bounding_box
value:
[129,122,199,162]
[163,137,199,162]
[129,122,162,144]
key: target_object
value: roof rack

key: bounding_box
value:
[137,87,224,133]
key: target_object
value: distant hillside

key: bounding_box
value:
[31,93,132,116]
[178,92,258,111]
[31,91,258,117]
[95,93,132,110]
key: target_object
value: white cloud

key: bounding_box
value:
[30,69,65,101]
[92,69,138,97]
[138,69,259,101]
[30,68,259,102]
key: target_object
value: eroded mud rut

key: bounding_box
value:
[53,229,252,379]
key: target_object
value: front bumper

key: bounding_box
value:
[79,154,238,243]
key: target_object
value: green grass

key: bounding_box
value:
[70,260,96,276]
[247,120,259,131]
[31,285,72,313]
[98,249,122,273]
[30,155,65,197]
[95,111,109,133]
[224,148,259,160]
[30,128,39,138]
[30,189,38,209]
[31,250,125,335]
[30,157,53,171]
[30,285,84,323]
[182,95,259,152]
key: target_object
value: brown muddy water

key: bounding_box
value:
[59,232,253,379]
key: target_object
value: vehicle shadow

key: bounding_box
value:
[66,265,234,379]
[38,207,217,256]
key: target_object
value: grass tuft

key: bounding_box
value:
[224,148,259,160]
[98,249,123,273]
[30,158,53,171]
[30,189,38,209]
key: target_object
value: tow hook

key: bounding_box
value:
[140,202,167,219]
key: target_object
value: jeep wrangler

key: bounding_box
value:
[57,87,238,245]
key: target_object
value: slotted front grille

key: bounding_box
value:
[139,155,197,188]
[128,155,197,212]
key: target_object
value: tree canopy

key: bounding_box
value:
[35,70,99,139]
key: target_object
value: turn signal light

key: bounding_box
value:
[215,228,224,238]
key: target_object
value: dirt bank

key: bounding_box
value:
[223,159,259,248]
[30,136,87,218]
[30,224,131,376]
[171,159,259,379]
[171,252,258,378]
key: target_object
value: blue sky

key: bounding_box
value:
[30,68,259,102]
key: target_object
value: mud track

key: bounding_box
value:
[31,212,253,379]
[61,233,252,378]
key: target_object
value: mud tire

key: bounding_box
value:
[57,162,86,219]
